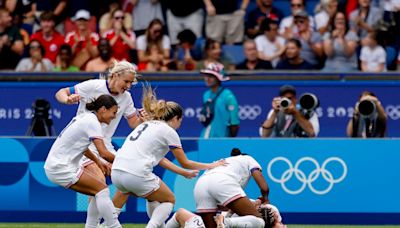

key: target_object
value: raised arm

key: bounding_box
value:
[55,87,80,104]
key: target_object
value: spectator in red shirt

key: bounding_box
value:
[65,9,99,69]
[103,8,136,62]
[30,11,65,64]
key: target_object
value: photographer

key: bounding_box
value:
[347,91,387,138]
[260,85,319,138]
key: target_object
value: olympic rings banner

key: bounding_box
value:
[0,81,400,137]
[1,137,400,224]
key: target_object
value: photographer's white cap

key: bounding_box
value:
[73,9,90,21]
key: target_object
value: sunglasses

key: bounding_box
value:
[114,16,125,20]
[291,3,303,7]
[30,45,41,49]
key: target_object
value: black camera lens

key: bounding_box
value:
[299,93,318,110]
[358,100,376,117]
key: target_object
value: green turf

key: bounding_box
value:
[1,224,400,228]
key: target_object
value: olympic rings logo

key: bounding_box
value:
[238,105,262,120]
[267,157,347,195]
[385,105,400,120]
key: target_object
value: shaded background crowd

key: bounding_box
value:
[0,0,399,73]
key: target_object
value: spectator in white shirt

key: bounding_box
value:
[360,31,386,72]
[255,18,286,67]
[279,0,314,39]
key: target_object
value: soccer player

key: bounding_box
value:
[215,202,287,228]
[55,60,144,226]
[194,148,270,228]
[44,95,121,228]
[111,85,226,228]
[166,208,205,228]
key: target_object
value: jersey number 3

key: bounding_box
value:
[130,123,148,141]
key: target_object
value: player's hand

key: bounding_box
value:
[139,108,152,121]
[66,94,80,104]
[97,161,111,176]
[209,159,228,169]
[183,170,199,179]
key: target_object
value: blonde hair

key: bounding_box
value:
[142,85,183,121]
[108,60,138,83]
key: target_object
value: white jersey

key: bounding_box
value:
[71,79,137,152]
[44,112,103,173]
[112,120,182,177]
[204,155,261,188]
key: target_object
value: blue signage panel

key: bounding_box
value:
[0,137,399,224]
[0,81,399,137]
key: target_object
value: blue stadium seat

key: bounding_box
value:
[386,46,397,68]
[222,44,245,65]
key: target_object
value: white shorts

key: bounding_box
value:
[185,215,205,228]
[194,173,246,213]
[111,169,160,197]
[44,167,84,188]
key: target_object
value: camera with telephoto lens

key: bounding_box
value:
[358,99,376,118]
[279,97,291,110]
[299,93,319,111]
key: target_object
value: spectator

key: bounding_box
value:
[32,0,67,34]
[0,7,23,69]
[323,11,358,71]
[164,0,204,46]
[30,11,65,64]
[246,0,284,38]
[175,29,202,71]
[349,0,382,41]
[54,44,79,72]
[136,18,171,71]
[235,39,273,70]
[279,0,314,39]
[347,91,387,137]
[260,85,319,137]
[196,38,233,70]
[291,10,324,69]
[7,0,35,34]
[131,0,164,36]
[99,2,132,36]
[276,38,314,70]
[255,18,286,68]
[204,0,249,44]
[314,0,339,35]
[103,8,136,62]
[199,63,240,138]
[15,39,54,71]
[360,31,386,72]
[85,38,115,72]
[65,9,99,70]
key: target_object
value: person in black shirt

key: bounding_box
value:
[276,38,314,70]
[235,39,273,70]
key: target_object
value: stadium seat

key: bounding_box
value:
[222,44,245,65]
[386,46,397,69]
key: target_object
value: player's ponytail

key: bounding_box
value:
[86,94,118,111]
[142,84,182,121]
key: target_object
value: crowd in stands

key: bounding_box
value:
[0,0,399,72]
